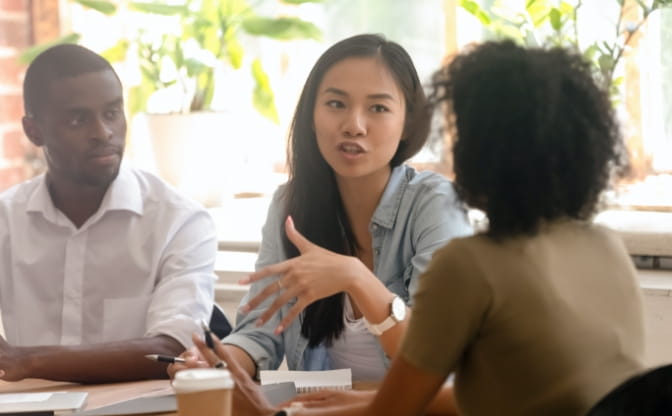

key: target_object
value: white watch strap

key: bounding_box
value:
[365,315,397,336]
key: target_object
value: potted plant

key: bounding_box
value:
[458,0,671,96]
[23,0,324,206]
[458,0,672,179]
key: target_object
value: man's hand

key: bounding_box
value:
[167,346,210,379]
[0,335,29,381]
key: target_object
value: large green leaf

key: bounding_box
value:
[459,0,492,25]
[101,39,129,62]
[526,0,551,27]
[73,0,117,15]
[242,16,322,40]
[225,30,244,69]
[19,33,81,63]
[549,8,562,31]
[251,59,278,123]
[184,57,211,77]
[128,80,156,116]
[129,1,187,16]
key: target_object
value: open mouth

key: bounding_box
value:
[338,143,365,155]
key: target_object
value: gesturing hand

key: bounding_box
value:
[239,216,372,334]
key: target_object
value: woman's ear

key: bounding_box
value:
[22,116,43,147]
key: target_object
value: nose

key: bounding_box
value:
[342,109,366,137]
[91,116,114,141]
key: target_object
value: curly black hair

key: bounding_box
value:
[431,40,627,238]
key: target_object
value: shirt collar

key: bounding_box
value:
[25,165,144,220]
[370,165,410,230]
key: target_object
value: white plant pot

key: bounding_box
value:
[140,112,241,207]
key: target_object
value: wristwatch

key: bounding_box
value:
[274,403,303,415]
[364,295,406,336]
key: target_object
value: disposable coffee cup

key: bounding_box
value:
[172,368,234,416]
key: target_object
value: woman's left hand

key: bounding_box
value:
[239,216,371,334]
[289,389,375,408]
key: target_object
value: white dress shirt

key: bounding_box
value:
[0,167,217,348]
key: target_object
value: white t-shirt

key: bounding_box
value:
[328,296,387,381]
[0,167,217,348]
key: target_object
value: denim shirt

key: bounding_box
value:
[223,164,472,374]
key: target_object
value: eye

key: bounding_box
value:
[68,113,86,127]
[104,108,122,121]
[371,104,390,113]
[326,100,345,109]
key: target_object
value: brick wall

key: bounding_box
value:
[0,0,42,192]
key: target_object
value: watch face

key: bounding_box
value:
[391,296,406,321]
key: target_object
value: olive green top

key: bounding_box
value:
[401,220,645,416]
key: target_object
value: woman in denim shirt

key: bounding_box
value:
[176,34,471,381]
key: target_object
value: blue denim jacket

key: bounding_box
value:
[223,165,472,374]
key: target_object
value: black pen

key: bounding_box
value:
[201,319,215,349]
[144,354,186,364]
[200,320,227,369]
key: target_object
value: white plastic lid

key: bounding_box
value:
[172,368,235,393]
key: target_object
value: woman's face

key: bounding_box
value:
[312,56,406,184]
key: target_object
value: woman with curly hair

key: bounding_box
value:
[194,40,646,416]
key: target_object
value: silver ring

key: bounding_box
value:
[277,280,283,290]
[214,360,226,369]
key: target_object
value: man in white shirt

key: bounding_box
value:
[0,44,216,382]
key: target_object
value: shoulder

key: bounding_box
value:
[396,165,459,201]
[128,168,207,213]
[0,176,43,210]
[421,235,491,291]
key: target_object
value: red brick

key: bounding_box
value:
[0,94,24,123]
[0,164,25,191]
[2,127,28,159]
[0,18,30,48]
[0,0,27,12]
[0,55,26,86]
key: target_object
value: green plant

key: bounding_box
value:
[459,0,672,100]
[23,0,324,121]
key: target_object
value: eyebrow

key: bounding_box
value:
[63,98,124,114]
[322,87,396,101]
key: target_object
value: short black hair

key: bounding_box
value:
[23,43,118,117]
[431,40,626,238]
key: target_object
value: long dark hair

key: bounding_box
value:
[283,33,430,347]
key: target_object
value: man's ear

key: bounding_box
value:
[22,116,43,147]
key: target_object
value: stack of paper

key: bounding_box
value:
[0,391,88,415]
[260,369,352,393]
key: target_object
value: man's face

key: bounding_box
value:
[24,69,126,189]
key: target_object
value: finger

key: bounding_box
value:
[285,215,314,253]
[274,300,307,334]
[192,333,220,367]
[292,391,334,402]
[240,260,291,285]
[183,346,201,359]
[256,287,303,326]
[240,279,283,314]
